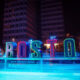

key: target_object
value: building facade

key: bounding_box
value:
[3,0,37,44]
[40,0,65,42]
[0,0,4,47]
[3,0,65,44]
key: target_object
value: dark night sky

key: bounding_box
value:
[63,0,80,36]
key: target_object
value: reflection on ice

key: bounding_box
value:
[0,71,80,80]
[0,58,80,80]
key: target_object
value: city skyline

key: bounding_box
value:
[0,0,80,46]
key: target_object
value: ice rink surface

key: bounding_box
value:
[0,58,80,80]
[0,71,80,80]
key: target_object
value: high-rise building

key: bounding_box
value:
[0,0,4,47]
[3,0,37,44]
[40,0,65,42]
[3,0,65,44]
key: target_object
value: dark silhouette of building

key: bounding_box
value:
[40,0,65,42]
[2,0,66,44]
[3,0,38,44]
[0,0,4,47]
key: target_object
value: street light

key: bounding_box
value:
[44,43,50,49]
[12,38,15,42]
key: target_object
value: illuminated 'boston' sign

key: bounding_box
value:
[0,38,77,58]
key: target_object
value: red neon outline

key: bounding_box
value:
[46,39,57,57]
[17,41,27,58]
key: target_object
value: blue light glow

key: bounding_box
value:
[50,36,56,40]
[0,71,80,80]
[0,57,80,80]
